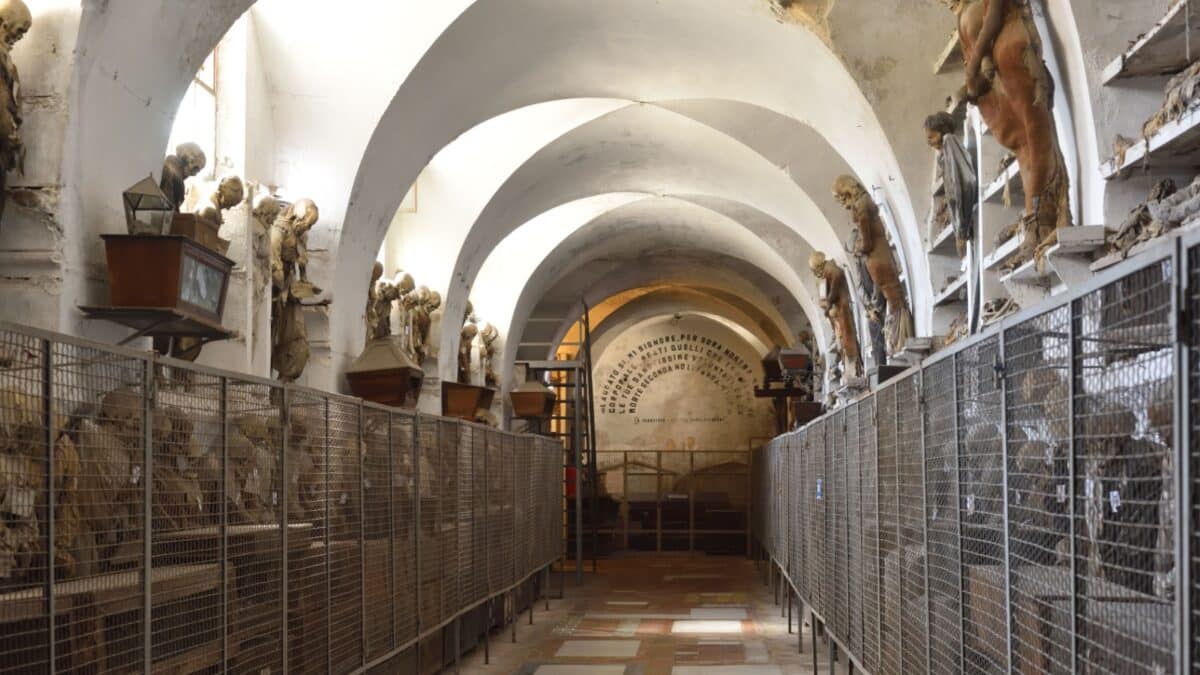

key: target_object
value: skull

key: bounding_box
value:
[0,0,30,50]
[395,272,415,294]
[425,290,442,312]
[479,322,498,345]
[832,175,866,209]
[461,322,478,343]
[290,198,320,233]
[216,175,245,210]
[808,251,828,277]
[251,193,281,227]
[175,142,207,178]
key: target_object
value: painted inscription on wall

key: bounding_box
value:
[598,331,755,420]
[593,317,773,451]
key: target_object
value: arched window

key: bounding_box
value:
[167,50,217,180]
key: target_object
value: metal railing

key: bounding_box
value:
[0,321,561,674]
[591,450,750,555]
[753,231,1199,674]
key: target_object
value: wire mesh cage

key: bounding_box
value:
[0,322,561,675]
[955,338,1010,675]
[1004,306,1073,675]
[1190,242,1200,675]
[807,419,826,621]
[361,405,393,661]
[1072,258,1175,674]
[896,373,928,674]
[790,432,804,600]
[876,383,902,675]
[846,402,864,659]
[829,409,849,639]
[857,394,881,674]
[390,409,418,649]
[922,356,964,675]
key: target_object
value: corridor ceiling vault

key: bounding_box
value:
[12,0,1126,411]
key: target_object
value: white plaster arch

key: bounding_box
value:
[524,259,807,368]
[586,290,777,363]
[335,0,927,383]
[495,199,824,404]
[440,107,845,374]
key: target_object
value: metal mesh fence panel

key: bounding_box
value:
[1190,242,1200,675]
[285,389,329,675]
[807,419,826,619]
[859,395,881,674]
[846,403,864,658]
[792,432,805,600]
[390,410,417,648]
[876,384,902,675]
[1004,306,1073,675]
[897,373,928,674]
[417,414,441,632]
[957,338,1009,674]
[51,339,150,673]
[0,331,48,673]
[0,322,568,674]
[326,397,363,674]
[149,365,225,672]
[437,418,460,625]
[830,410,849,639]
[1073,258,1175,674]
[923,356,964,675]
[224,378,284,675]
[361,405,393,661]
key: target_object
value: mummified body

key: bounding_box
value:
[809,252,863,379]
[834,176,913,358]
[948,0,1071,264]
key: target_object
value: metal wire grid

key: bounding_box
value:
[416,414,441,632]
[52,340,150,673]
[807,419,826,620]
[876,384,902,675]
[829,409,849,639]
[361,406,393,661]
[922,357,964,675]
[897,373,929,674]
[390,410,418,648]
[485,429,503,593]
[859,395,881,674]
[791,433,805,600]
[1190,243,1200,675]
[956,338,1010,674]
[327,398,363,674]
[149,366,225,671]
[468,424,487,608]
[437,418,460,625]
[0,332,48,674]
[846,402,865,658]
[1073,259,1175,674]
[285,389,330,675]
[224,379,284,675]
[1004,307,1073,675]
[773,443,785,577]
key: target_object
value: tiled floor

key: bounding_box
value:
[459,556,855,674]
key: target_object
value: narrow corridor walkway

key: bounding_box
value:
[461,556,852,675]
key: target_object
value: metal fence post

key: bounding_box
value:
[142,358,154,675]
[388,412,397,653]
[894,386,904,674]
[359,402,368,668]
[998,329,1014,674]
[324,398,332,675]
[220,377,229,673]
[1173,238,1191,675]
[920,369,933,675]
[44,339,55,675]
[952,354,966,675]
[413,413,422,673]
[281,386,290,673]
[1068,291,1080,673]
